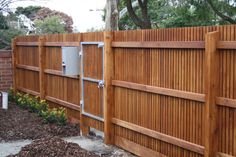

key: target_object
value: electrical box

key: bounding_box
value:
[62,47,80,76]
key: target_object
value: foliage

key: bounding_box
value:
[117,0,236,30]
[0,13,8,29]
[36,7,73,33]
[86,27,105,32]
[34,16,67,34]
[15,6,42,20]
[0,28,23,49]
[206,0,236,24]
[41,108,67,125]
[160,0,216,28]
[8,88,67,125]
[16,6,74,33]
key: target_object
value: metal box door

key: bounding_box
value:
[62,47,80,76]
[81,42,104,122]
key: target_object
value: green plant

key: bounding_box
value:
[10,91,67,125]
[57,107,67,125]
[43,107,67,125]
[8,88,15,102]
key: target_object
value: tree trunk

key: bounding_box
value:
[105,0,119,31]
[126,0,151,29]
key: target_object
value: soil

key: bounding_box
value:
[0,102,80,142]
[7,137,99,157]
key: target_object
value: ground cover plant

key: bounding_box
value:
[9,89,67,125]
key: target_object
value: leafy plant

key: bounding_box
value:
[43,108,67,125]
[8,88,15,101]
[8,89,67,125]
[34,16,67,35]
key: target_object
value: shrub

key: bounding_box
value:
[8,89,67,125]
[42,108,67,125]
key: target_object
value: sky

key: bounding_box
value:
[10,0,106,32]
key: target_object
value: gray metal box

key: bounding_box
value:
[62,47,80,76]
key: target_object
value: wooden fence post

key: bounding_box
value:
[11,38,17,92]
[39,36,46,99]
[204,31,220,157]
[104,31,114,144]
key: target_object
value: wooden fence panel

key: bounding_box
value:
[14,36,39,95]
[111,27,212,157]
[217,25,236,156]
[13,25,236,157]
[43,34,81,122]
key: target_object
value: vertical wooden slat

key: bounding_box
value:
[39,36,46,99]
[204,31,220,157]
[11,38,17,92]
[104,31,114,144]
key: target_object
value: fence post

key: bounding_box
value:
[104,31,114,144]
[204,31,220,157]
[39,36,46,99]
[11,38,17,92]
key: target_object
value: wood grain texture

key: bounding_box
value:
[112,80,205,102]
[17,86,40,96]
[11,38,17,92]
[112,118,205,154]
[39,36,46,99]
[45,96,80,111]
[216,97,236,109]
[16,64,39,72]
[112,41,205,49]
[104,31,115,144]
[45,42,81,47]
[204,31,220,157]
[115,136,167,157]
[217,41,236,49]
[16,41,39,46]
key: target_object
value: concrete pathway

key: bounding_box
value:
[0,140,32,157]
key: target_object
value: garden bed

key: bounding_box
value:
[0,102,80,142]
[7,137,99,157]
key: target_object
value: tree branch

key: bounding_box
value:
[206,0,236,24]
[138,0,151,28]
[126,0,144,28]
[126,0,151,29]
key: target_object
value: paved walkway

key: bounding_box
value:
[0,140,32,157]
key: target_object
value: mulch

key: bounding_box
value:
[0,102,80,142]
[7,137,99,157]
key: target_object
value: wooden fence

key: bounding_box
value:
[12,25,236,157]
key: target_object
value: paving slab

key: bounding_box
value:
[0,140,32,157]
